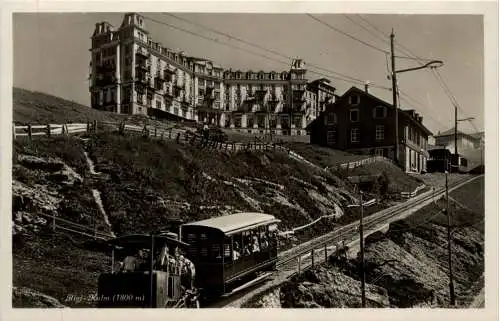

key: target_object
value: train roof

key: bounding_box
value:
[182,212,280,235]
[104,233,189,249]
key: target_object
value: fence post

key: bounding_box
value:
[93,120,97,133]
[154,127,157,137]
[176,133,180,144]
[298,256,301,274]
[52,212,56,232]
[27,124,32,141]
[225,143,228,150]
[169,129,172,139]
[311,249,315,268]
[12,123,16,140]
[325,244,328,262]
[87,121,90,133]
[46,124,51,137]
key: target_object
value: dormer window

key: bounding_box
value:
[349,94,360,105]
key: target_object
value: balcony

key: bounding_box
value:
[136,61,150,72]
[135,75,150,86]
[95,76,116,87]
[95,64,115,73]
[135,48,150,58]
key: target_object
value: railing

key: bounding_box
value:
[37,212,114,241]
[277,174,476,277]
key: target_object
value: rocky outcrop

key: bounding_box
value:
[280,267,390,308]
[17,154,83,186]
[12,287,67,308]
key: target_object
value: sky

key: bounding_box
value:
[13,12,484,135]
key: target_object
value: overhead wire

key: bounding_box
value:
[357,15,481,133]
[145,14,387,88]
[307,14,390,55]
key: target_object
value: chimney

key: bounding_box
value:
[364,81,370,93]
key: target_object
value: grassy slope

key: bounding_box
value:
[11,89,430,306]
[13,87,175,130]
[87,131,355,236]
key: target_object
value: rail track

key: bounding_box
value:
[216,174,481,307]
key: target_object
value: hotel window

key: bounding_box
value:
[327,129,337,145]
[156,101,161,109]
[351,128,360,143]
[349,94,360,105]
[375,125,385,141]
[350,109,360,122]
[137,93,143,104]
[373,106,386,119]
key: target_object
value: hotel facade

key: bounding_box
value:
[89,13,336,136]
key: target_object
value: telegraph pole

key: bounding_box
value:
[445,172,456,306]
[454,105,458,156]
[390,30,399,165]
[359,191,366,308]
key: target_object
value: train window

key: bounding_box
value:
[251,230,260,253]
[232,234,242,261]
[260,227,269,251]
[211,244,222,261]
[224,238,231,259]
[200,233,208,257]
[243,231,252,256]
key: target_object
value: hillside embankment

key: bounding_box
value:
[11,86,431,307]
[246,178,484,308]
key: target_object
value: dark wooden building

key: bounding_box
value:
[307,86,433,173]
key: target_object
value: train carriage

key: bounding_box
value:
[180,212,280,297]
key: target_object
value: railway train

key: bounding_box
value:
[426,148,469,173]
[96,212,280,308]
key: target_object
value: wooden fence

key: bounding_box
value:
[13,121,393,172]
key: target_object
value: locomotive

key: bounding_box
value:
[96,212,280,308]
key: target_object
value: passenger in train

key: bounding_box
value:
[260,233,269,250]
[232,242,241,261]
[252,235,260,253]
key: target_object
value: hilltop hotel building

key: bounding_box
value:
[90,13,336,135]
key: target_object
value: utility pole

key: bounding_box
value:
[359,191,366,308]
[445,172,456,306]
[390,30,399,165]
[454,105,458,156]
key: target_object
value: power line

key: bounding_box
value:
[342,14,390,48]
[145,15,393,90]
[356,14,389,38]
[398,90,451,130]
[307,14,390,55]
[163,13,376,86]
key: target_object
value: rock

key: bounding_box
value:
[12,286,67,308]
[33,216,47,225]
[17,154,65,172]
[12,180,61,213]
[14,212,23,224]
[22,212,33,223]
[48,165,83,186]
[12,194,26,212]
